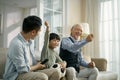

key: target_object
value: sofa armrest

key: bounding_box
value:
[91,58,107,71]
[0,48,7,79]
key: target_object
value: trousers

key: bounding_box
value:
[16,68,61,80]
[76,67,99,80]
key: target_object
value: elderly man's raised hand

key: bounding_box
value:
[86,34,94,42]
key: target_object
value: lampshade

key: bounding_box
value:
[80,23,90,34]
[80,23,90,40]
[80,23,90,54]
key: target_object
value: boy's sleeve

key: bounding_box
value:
[56,53,63,63]
[41,31,49,61]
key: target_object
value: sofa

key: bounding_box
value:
[0,48,118,80]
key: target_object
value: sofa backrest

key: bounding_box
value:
[0,48,7,79]
[91,58,107,71]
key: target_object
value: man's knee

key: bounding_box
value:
[66,67,76,73]
[36,72,48,80]
[17,72,48,80]
[50,69,61,80]
[66,67,77,80]
[54,69,61,78]
[92,67,99,76]
[66,67,76,76]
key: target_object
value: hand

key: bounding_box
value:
[88,61,95,68]
[44,21,49,31]
[86,34,93,42]
[30,62,46,71]
[36,62,46,69]
[58,61,67,69]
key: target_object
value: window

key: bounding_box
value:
[99,0,120,78]
[43,0,64,38]
[33,0,65,52]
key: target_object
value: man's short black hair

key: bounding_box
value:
[49,33,60,41]
[22,15,42,33]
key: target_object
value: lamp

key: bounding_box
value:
[80,23,90,40]
[80,23,90,55]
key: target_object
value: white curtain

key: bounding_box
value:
[84,0,120,79]
[98,0,120,79]
[82,0,100,57]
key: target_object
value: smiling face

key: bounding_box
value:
[71,24,83,40]
[49,33,60,49]
[49,39,60,49]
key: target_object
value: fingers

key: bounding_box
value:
[86,34,94,42]
[88,61,95,68]
[58,62,66,68]
[90,34,93,38]
[37,62,46,69]
[40,64,46,69]
[44,21,50,31]
[44,21,49,27]
[91,61,95,67]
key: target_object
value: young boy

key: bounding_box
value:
[41,21,77,80]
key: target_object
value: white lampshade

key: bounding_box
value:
[80,23,90,40]
[80,23,90,54]
[80,23,90,34]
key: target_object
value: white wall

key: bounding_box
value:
[63,0,82,37]
[0,4,24,48]
[67,0,81,25]
[0,5,4,47]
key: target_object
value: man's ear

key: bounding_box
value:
[31,30,36,35]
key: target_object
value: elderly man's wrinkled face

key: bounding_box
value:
[71,25,83,40]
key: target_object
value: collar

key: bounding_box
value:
[18,33,32,45]
[70,36,78,42]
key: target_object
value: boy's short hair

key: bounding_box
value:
[22,15,42,33]
[49,33,60,41]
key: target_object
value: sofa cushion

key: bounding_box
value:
[98,71,118,80]
[77,78,87,80]
[0,48,7,79]
[76,71,118,80]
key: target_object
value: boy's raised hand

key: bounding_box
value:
[44,21,49,31]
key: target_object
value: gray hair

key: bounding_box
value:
[71,24,82,30]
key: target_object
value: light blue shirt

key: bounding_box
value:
[3,33,37,80]
[61,36,89,67]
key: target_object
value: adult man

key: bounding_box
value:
[60,24,99,80]
[3,16,61,80]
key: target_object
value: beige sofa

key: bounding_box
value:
[0,48,118,80]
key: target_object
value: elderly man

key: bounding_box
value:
[60,24,99,80]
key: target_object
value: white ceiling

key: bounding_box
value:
[0,0,37,8]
